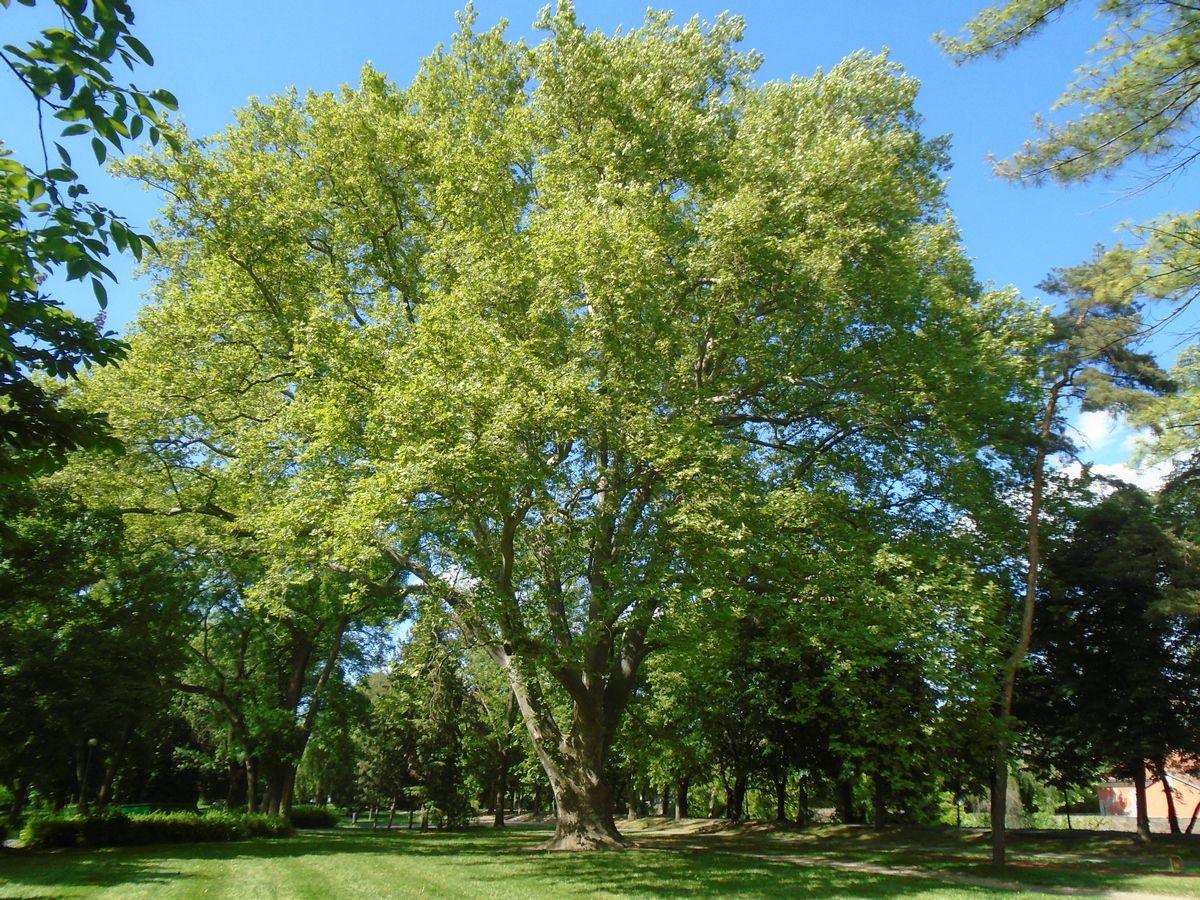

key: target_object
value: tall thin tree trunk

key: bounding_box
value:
[1133,763,1152,843]
[775,776,789,822]
[387,796,398,830]
[872,772,887,830]
[1185,798,1200,834]
[796,778,808,828]
[494,751,509,828]
[1154,758,1180,834]
[993,371,1069,867]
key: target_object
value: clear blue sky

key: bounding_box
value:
[3,0,1192,475]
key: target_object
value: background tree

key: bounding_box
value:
[0,484,193,814]
[1021,486,1200,842]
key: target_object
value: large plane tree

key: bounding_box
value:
[90,4,1043,848]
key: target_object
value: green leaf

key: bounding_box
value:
[124,35,154,66]
[91,137,107,164]
[150,88,178,111]
[91,277,109,308]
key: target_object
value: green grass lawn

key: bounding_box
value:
[1,822,1198,898]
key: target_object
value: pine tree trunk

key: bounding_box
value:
[1185,799,1200,834]
[1155,758,1180,834]
[992,368,1070,867]
[1133,763,1152,843]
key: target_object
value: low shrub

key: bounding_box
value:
[20,809,293,849]
[288,805,339,828]
[20,814,89,849]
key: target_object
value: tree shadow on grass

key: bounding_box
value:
[0,827,1119,897]
[0,829,997,898]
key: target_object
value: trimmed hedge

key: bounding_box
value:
[287,805,339,828]
[20,810,293,849]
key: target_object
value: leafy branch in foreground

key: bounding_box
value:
[0,0,176,484]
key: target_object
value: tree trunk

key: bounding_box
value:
[246,758,259,813]
[1133,763,1152,843]
[1185,798,1200,834]
[544,753,624,849]
[990,756,1008,863]
[675,778,689,820]
[75,744,90,814]
[1155,758,1180,834]
[626,782,641,821]
[796,778,808,828]
[775,776,789,822]
[494,642,630,850]
[280,766,297,816]
[96,726,130,808]
[727,773,747,822]
[493,752,509,827]
[227,758,244,809]
[837,777,858,824]
[387,796,398,830]
[872,772,886,830]
[992,367,1070,867]
[10,780,29,821]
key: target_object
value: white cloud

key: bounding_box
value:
[1074,410,1123,455]
[1059,458,1173,493]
